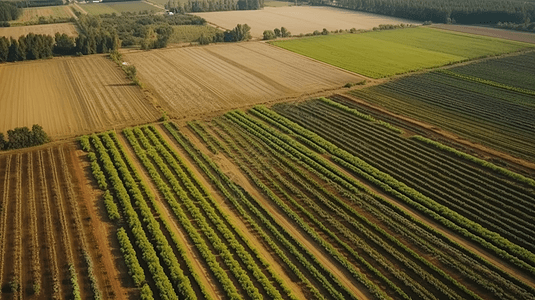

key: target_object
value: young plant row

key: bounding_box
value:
[222,110,530,298]
[163,122,328,300]
[37,150,61,299]
[143,125,294,300]
[103,132,215,300]
[122,128,242,300]
[221,112,482,300]
[0,156,11,300]
[248,106,535,274]
[281,104,535,249]
[215,117,465,300]
[215,117,399,300]
[116,227,147,288]
[27,153,41,295]
[89,133,174,300]
[11,154,22,298]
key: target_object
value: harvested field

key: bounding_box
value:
[0,23,78,39]
[0,144,120,299]
[432,24,535,44]
[0,55,160,138]
[14,5,74,24]
[272,27,533,78]
[124,42,364,118]
[193,6,419,37]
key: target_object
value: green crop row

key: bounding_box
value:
[144,125,291,299]
[116,227,146,288]
[163,122,326,300]
[249,106,535,274]
[438,69,535,97]
[103,131,215,300]
[217,115,485,300]
[123,128,241,300]
[89,134,178,299]
[132,126,266,299]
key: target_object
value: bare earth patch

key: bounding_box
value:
[193,6,419,37]
[124,42,364,119]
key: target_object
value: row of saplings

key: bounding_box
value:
[0,125,49,151]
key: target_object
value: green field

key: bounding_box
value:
[169,25,222,44]
[271,27,533,78]
[82,1,164,15]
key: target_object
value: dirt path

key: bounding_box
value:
[168,125,372,300]
[115,132,224,300]
[70,145,129,300]
[73,2,88,15]
[327,156,535,289]
[158,125,309,299]
[142,0,166,11]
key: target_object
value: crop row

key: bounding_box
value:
[89,133,174,299]
[145,125,297,299]
[276,103,535,250]
[248,107,535,298]
[128,125,287,300]
[27,153,41,295]
[37,150,61,299]
[164,122,331,300]
[220,111,488,300]
[214,117,469,300]
[249,105,535,274]
[438,69,535,96]
[226,109,535,298]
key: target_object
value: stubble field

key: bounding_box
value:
[0,55,160,138]
[193,6,419,37]
[124,42,364,118]
[13,5,75,24]
[0,23,78,39]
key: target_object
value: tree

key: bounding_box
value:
[224,24,251,42]
[8,38,22,61]
[198,33,212,45]
[273,28,281,37]
[0,37,9,62]
[280,27,291,37]
[263,30,276,40]
[0,133,6,151]
[322,28,329,35]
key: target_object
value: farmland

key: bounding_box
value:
[0,55,159,138]
[101,104,535,299]
[449,52,535,92]
[80,1,164,15]
[12,5,75,25]
[0,144,119,299]
[349,69,535,161]
[193,6,418,37]
[124,42,364,118]
[0,23,78,39]
[271,27,533,78]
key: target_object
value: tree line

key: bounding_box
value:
[0,2,22,22]
[0,125,50,151]
[311,0,535,24]
[167,0,263,13]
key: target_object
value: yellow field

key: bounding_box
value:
[0,23,78,39]
[124,42,364,118]
[0,55,160,138]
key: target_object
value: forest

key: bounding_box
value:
[0,2,22,22]
[312,0,535,24]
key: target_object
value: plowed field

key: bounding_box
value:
[124,42,364,118]
[0,55,160,138]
